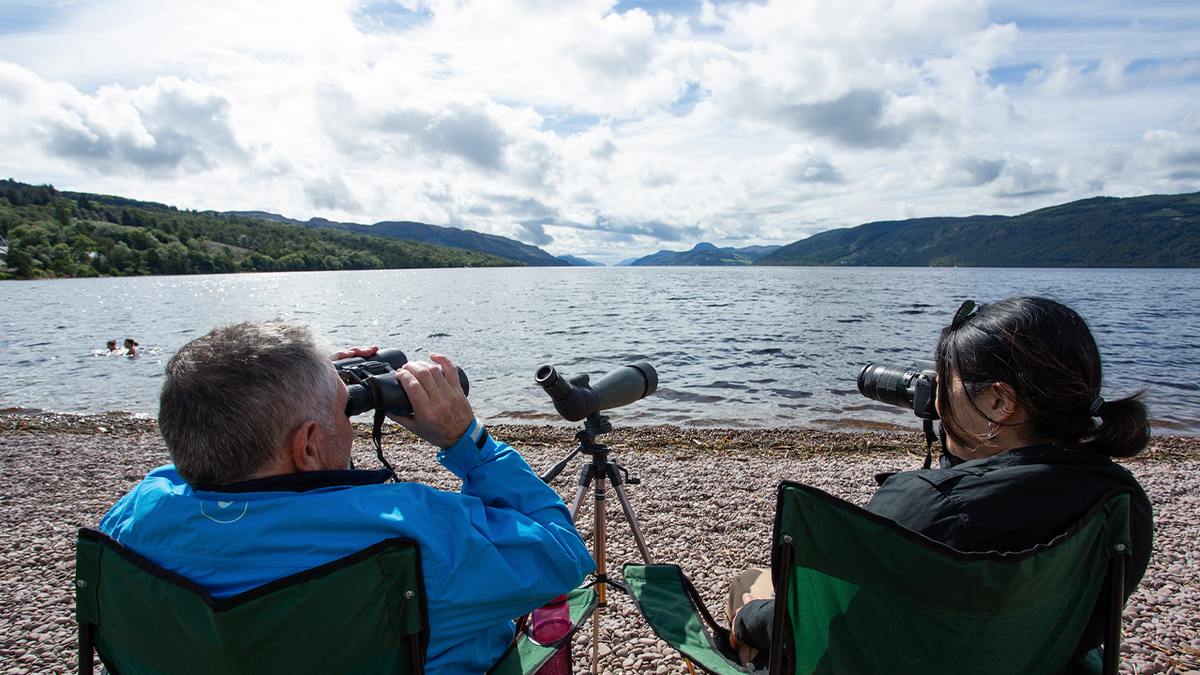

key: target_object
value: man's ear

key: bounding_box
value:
[287,420,324,473]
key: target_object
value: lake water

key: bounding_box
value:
[1,267,1197,435]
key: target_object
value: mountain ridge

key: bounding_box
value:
[630,242,782,266]
[756,192,1200,267]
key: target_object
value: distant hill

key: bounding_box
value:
[333,220,567,267]
[631,242,782,266]
[556,255,605,266]
[756,192,1200,268]
[0,180,518,280]
[230,212,567,267]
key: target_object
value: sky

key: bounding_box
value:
[1,0,1199,265]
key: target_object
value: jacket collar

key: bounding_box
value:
[940,442,1105,470]
[194,468,394,494]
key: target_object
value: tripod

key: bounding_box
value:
[540,412,656,674]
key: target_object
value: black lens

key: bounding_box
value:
[345,383,377,417]
[858,363,916,410]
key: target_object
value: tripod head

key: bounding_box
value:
[573,415,638,485]
[578,412,612,447]
[540,412,615,483]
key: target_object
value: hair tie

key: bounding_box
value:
[1090,397,1105,416]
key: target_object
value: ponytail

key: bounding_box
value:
[1089,393,1151,458]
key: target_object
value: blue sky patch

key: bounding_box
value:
[353,1,433,34]
[0,1,75,36]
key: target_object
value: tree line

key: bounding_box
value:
[0,180,519,279]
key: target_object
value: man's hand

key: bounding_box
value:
[389,353,475,449]
[330,345,379,362]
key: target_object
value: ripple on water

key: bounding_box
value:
[1,267,1197,434]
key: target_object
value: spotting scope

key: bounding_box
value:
[535,362,658,421]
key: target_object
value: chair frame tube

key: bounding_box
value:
[79,622,95,675]
[769,543,794,675]
[1103,554,1125,675]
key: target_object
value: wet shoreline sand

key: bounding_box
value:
[3,413,1197,674]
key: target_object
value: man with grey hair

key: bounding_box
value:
[99,321,595,674]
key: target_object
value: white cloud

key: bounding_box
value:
[0,63,247,175]
[1134,129,1200,182]
[0,0,1198,264]
[990,155,1063,198]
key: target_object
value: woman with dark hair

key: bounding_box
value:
[729,296,1153,671]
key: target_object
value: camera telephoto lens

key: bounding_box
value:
[857,360,938,420]
[858,363,913,408]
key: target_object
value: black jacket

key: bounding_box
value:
[868,443,1152,594]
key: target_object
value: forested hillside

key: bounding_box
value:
[316,220,568,267]
[0,180,518,279]
[756,192,1200,267]
[232,212,568,267]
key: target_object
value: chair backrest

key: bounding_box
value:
[76,528,429,675]
[769,481,1132,675]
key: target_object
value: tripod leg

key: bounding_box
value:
[570,484,588,521]
[570,463,598,521]
[610,478,654,564]
[591,473,608,675]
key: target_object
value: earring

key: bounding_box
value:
[1001,407,1013,416]
[987,422,997,440]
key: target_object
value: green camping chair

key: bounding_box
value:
[624,481,1132,675]
[76,528,430,675]
[76,528,598,675]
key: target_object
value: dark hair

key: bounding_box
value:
[935,297,1149,457]
[158,321,336,485]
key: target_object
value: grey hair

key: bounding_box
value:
[158,321,338,486]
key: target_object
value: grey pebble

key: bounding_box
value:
[3,422,1199,674]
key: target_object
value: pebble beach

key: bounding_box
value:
[2,413,1197,674]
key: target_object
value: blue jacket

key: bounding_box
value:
[99,420,596,674]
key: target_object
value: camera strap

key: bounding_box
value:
[372,409,398,481]
[922,418,936,469]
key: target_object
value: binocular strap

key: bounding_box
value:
[373,410,398,481]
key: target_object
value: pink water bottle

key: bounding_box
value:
[530,594,572,675]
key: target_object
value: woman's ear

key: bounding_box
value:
[984,382,1020,422]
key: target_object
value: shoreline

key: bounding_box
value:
[3,411,1198,460]
[2,413,1197,674]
